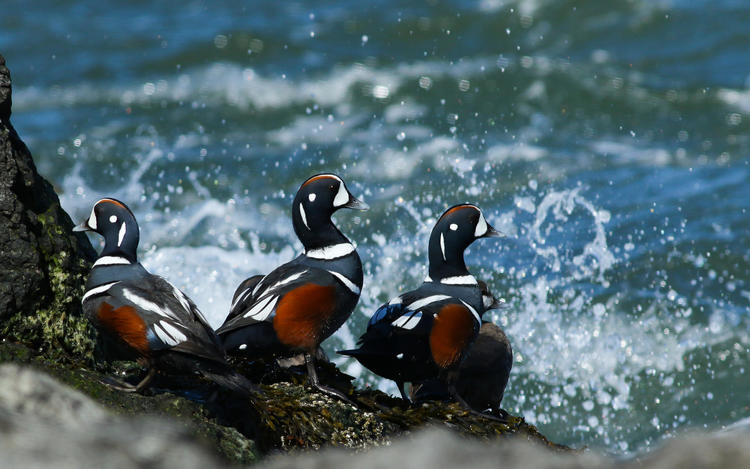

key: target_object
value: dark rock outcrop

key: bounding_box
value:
[0,54,97,361]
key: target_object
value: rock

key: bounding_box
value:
[260,427,605,469]
[629,432,750,469]
[0,363,226,469]
[0,341,260,464]
[0,54,97,361]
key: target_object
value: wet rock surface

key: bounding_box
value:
[0,53,97,362]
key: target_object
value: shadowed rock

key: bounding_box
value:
[0,54,97,361]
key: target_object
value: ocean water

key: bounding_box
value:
[4,0,750,455]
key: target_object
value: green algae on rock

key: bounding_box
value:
[0,54,97,363]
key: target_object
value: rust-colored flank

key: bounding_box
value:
[97,302,150,355]
[429,303,475,368]
[273,283,337,351]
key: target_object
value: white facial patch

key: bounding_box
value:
[333,180,349,207]
[483,294,494,310]
[87,205,98,230]
[109,215,118,223]
[474,211,488,237]
[117,222,127,247]
[308,193,316,202]
[299,203,310,230]
[440,233,447,261]
[449,223,458,231]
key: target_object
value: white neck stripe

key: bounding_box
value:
[299,203,310,230]
[306,243,355,260]
[82,281,119,303]
[328,270,360,295]
[440,275,478,285]
[461,299,481,324]
[440,232,446,261]
[117,222,127,247]
[93,256,131,267]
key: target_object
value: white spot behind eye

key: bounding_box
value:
[449,223,458,231]
[308,193,316,202]
[109,215,118,223]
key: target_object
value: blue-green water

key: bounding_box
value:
[4,0,750,455]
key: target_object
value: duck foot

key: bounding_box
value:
[305,353,355,405]
[100,367,156,393]
[449,385,508,424]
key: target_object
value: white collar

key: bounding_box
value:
[93,256,132,267]
[424,274,478,285]
[306,242,355,260]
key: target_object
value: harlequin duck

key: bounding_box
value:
[411,282,513,415]
[217,173,367,401]
[74,198,255,395]
[338,204,502,414]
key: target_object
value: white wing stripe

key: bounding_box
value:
[406,294,451,312]
[392,311,422,329]
[252,296,279,322]
[231,288,252,311]
[153,323,180,346]
[82,281,119,304]
[252,275,267,296]
[159,320,187,343]
[268,270,307,292]
[243,294,276,319]
[122,288,177,320]
[328,270,360,295]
